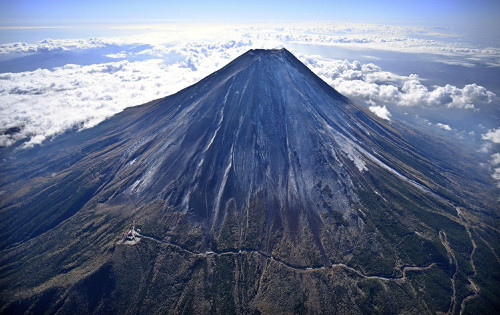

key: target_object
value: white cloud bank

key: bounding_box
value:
[0,23,498,147]
[301,57,497,110]
[0,38,108,54]
[2,22,499,65]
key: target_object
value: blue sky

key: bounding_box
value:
[1,0,499,28]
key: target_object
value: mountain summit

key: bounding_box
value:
[1,49,498,314]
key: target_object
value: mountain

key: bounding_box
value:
[0,48,498,314]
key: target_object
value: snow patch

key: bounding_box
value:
[361,148,438,197]
[334,135,368,172]
[213,145,234,223]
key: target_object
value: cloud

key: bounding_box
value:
[369,105,391,120]
[479,143,493,153]
[301,57,496,110]
[245,23,500,66]
[0,38,108,54]
[106,52,127,59]
[437,59,476,68]
[491,153,500,165]
[481,130,500,187]
[2,22,499,66]
[492,168,500,185]
[493,168,500,179]
[436,123,452,131]
[482,127,500,144]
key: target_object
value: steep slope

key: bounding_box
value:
[0,49,498,314]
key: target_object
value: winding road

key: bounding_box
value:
[129,230,437,282]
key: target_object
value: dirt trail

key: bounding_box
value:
[439,230,458,314]
[133,230,437,282]
[455,207,480,315]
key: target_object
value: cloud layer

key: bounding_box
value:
[301,57,496,109]
[2,22,499,65]
[0,23,498,149]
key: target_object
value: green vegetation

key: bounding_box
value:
[406,268,453,313]
[212,255,237,313]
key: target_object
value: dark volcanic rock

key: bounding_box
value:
[0,49,498,314]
